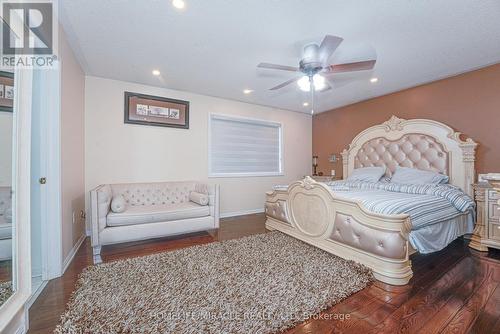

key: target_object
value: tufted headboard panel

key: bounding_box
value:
[341,116,478,196]
[354,134,449,177]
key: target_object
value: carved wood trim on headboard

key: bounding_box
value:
[340,116,478,196]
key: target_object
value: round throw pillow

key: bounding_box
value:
[111,195,127,213]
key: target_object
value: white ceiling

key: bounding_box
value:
[60,0,500,113]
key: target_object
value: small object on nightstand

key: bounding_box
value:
[470,174,500,251]
[312,156,318,176]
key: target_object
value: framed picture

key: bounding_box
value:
[124,92,189,129]
[0,71,14,112]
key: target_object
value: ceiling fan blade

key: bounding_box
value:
[269,76,301,90]
[318,35,344,65]
[324,59,376,74]
[257,62,299,72]
[325,76,357,89]
[320,82,332,92]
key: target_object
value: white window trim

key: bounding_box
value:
[208,113,284,178]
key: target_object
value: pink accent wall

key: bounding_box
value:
[313,63,500,178]
[60,26,86,260]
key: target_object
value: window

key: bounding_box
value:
[209,114,283,177]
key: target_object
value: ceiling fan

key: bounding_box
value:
[257,35,376,113]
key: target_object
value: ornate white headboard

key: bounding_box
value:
[340,116,478,196]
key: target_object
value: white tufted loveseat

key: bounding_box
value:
[0,187,12,261]
[90,181,219,263]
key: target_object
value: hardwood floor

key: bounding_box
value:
[28,213,500,333]
[0,260,12,282]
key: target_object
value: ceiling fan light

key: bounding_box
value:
[297,76,311,92]
[313,74,326,91]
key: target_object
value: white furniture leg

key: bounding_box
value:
[93,245,102,264]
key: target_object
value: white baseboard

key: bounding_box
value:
[62,233,86,275]
[220,208,264,219]
[26,278,47,310]
[15,324,26,334]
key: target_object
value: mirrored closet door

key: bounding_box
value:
[0,71,15,307]
[0,68,34,332]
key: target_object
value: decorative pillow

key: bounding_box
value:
[347,166,386,182]
[390,167,449,184]
[189,191,209,206]
[111,195,127,213]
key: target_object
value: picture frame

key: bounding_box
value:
[0,71,14,113]
[124,92,189,129]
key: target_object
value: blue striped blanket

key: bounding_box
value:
[326,181,475,230]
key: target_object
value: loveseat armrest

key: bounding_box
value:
[90,184,112,247]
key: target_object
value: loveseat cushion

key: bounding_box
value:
[0,223,12,240]
[106,202,210,227]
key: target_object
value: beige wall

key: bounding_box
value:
[60,27,86,260]
[85,76,312,216]
[313,63,500,178]
[0,113,12,186]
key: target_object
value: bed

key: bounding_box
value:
[265,116,478,285]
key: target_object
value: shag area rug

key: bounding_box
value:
[0,281,12,305]
[55,232,373,334]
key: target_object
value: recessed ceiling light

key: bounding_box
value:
[243,89,253,94]
[172,0,185,9]
[152,70,161,76]
[303,102,309,107]
[370,77,378,83]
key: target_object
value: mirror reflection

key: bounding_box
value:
[0,70,14,306]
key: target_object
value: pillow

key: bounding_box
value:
[111,195,127,213]
[390,167,449,184]
[189,191,209,206]
[347,166,386,182]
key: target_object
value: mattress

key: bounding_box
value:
[327,180,475,253]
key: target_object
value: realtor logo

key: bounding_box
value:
[1,0,58,68]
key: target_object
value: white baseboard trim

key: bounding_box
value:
[15,324,26,334]
[62,233,86,275]
[26,278,47,310]
[220,208,264,219]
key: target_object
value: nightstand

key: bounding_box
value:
[470,181,500,251]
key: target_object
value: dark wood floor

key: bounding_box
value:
[28,213,500,334]
[0,260,12,282]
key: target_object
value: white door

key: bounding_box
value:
[30,65,62,292]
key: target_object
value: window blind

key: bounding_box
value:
[209,114,283,177]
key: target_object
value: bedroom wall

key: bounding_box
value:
[313,63,500,178]
[85,76,312,217]
[60,26,86,261]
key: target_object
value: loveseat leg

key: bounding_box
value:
[93,245,102,264]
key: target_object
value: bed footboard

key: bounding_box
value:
[265,177,413,285]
